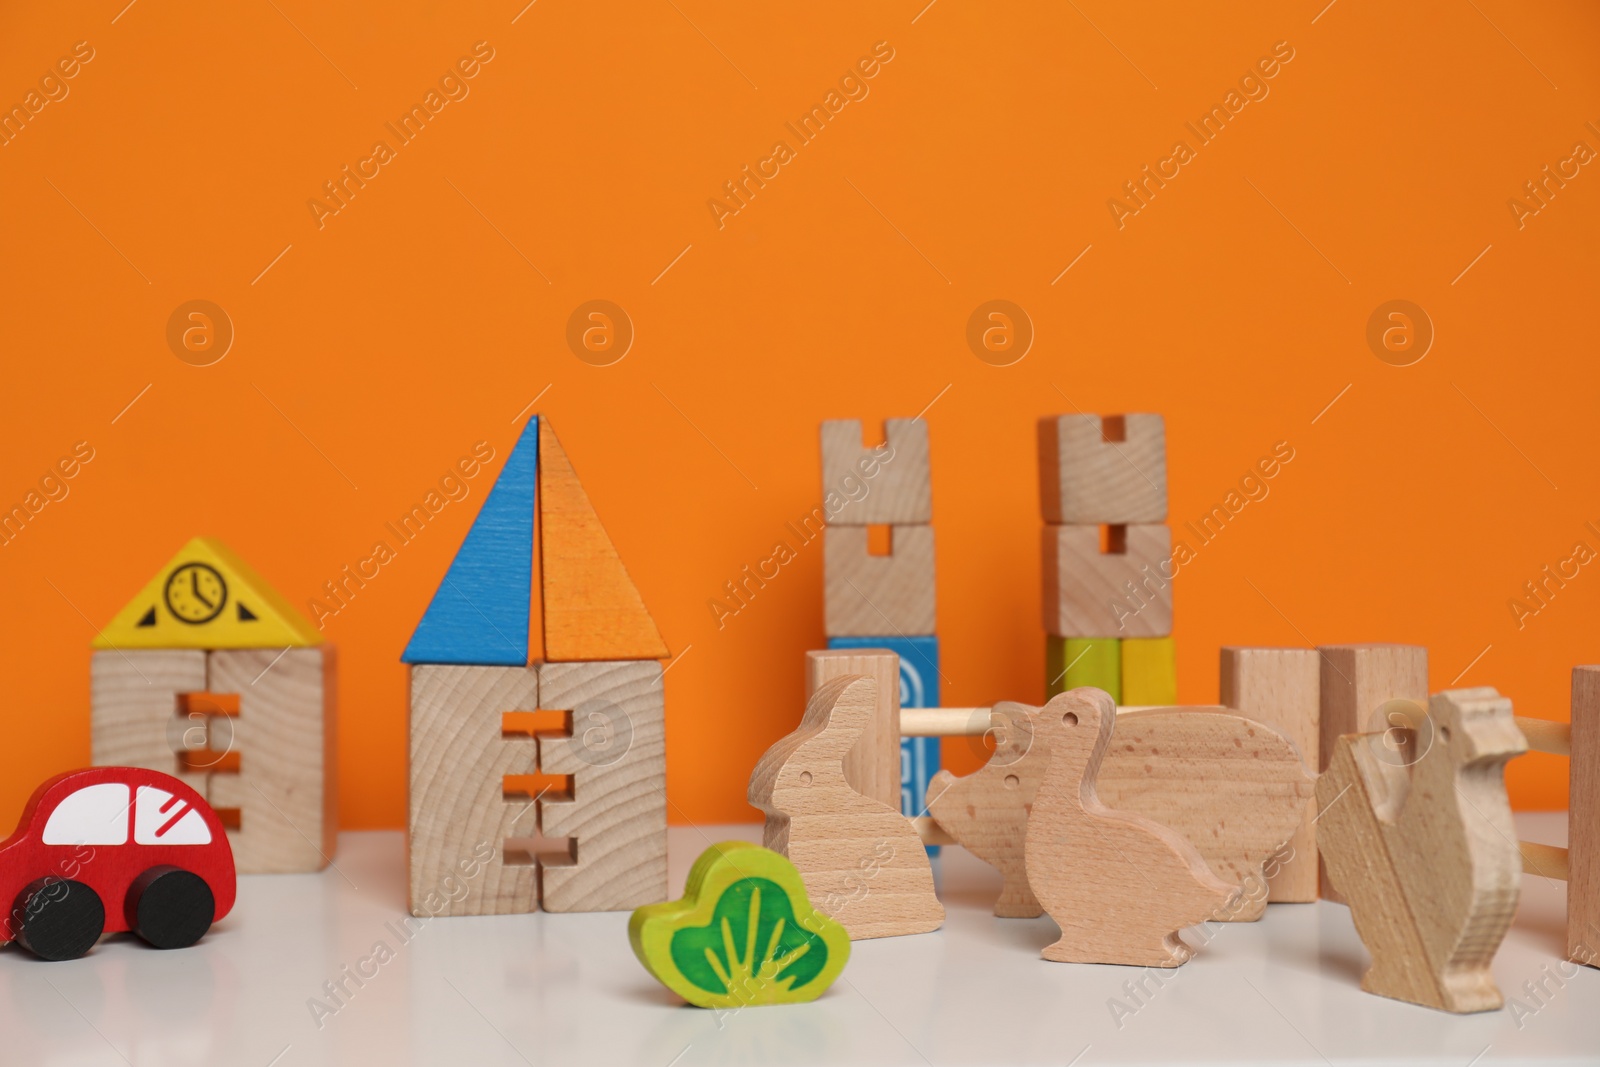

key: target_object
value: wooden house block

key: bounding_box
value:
[403,418,538,665]
[1041,524,1171,637]
[1316,688,1526,1012]
[1047,636,1120,701]
[539,418,669,662]
[823,525,935,637]
[408,664,540,917]
[1219,647,1319,902]
[1122,637,1176,705]
[804,649,900,814]
[1038,414,1166,525]
[819,419,932,525]
[1572,667,1598,967]
[1316,644,1428,901]
[748,675,943,939]
[1024,688,1233,966]
[90,649,209,795]
[537,660,667,912]
[206,648,335,874]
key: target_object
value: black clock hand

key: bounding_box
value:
[191,570,215,609]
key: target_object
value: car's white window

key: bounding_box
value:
[42,783,130,845]
[134,786,211,845]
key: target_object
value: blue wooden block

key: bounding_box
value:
[402,418,538,665]
[827,635,941,853]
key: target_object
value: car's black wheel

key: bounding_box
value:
[126,866,214,950]
[13,878,105,961]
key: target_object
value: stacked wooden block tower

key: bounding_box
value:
[1038,414,1175,704]
[91,536,336,873]
[404,416,669,917]
[819,418,940,832]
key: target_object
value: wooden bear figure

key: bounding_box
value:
[1024,688,1233,966]
[926,702,1048,917]
[748,674,943,940]
[1316,687,1527,1013]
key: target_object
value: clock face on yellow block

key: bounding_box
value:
[164,562,228,624]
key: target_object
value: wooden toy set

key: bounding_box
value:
[28,406,1594,1031]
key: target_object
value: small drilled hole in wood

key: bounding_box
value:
[1062,711,1079,726]
[1439,725,1452,742]
[1004,774,1020,789]
[800,771,813,786]
[866,525,893,556]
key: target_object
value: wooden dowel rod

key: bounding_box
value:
[912,816,956,846]
[900,705,1178,737]
[1515,717,1572,757]
[1520,840,1571,881]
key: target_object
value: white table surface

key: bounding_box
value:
[1,814,1593,1066]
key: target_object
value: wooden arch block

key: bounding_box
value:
[823,525,935,637]
[1316,687,1526,1012]
[1038,413,1166,524]
[1024,689,1233,966]
[819,418,931,525]
[747,674,943,940]
[1041,524,1171,637]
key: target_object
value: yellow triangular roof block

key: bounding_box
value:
[93,537,322,649]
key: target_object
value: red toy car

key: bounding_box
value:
[0,767,236,960]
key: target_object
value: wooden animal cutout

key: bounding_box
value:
[1024,688,1233,966]
[1316,687,1526,1012]
[925,702,1049,917]
[748,675,943,940]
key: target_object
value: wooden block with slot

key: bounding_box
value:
[408,664,540,916]
[804,649,900,813]
[1046,636,1120,701]
[748,675,943,939]
[1316,644,1428,901]
[925,702,1048,917]
[1219,647,1319,902]
[1098,707,1316,922]
[1038,414,1166,524]
[1025,689,1233,965]
[90,649,209,795]
[205,648,335,874]
[819,419,931,525]
[537,660,667,912]
[1121,637,1176,705]
[1316,688,1526,1012]
[1041,524,1171,637]
[539,418,669,662]
[823,525,935,637]
[1571,666,1598,967]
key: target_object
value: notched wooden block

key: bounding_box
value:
[823,525,935,636]
[1038,413,1166,524]
[820,418,932,525]
[1041,523,1171,638]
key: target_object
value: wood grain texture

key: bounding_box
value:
[1219,647,1320,902]
[1315,687,1526,1012]
[804,649,900,814]
[90,649,209,795]
[1038,413,1166,525]
[408,664,539,916]
[205,648,334,874]
[1046,636,1119,701]
[1099,706,1315,922]
[1316,644,1428,902]
[402,418,537,665]
[1025,688,1233,965]
[925,702,1047,917]
[1121,637,1176,705]
[1571,666,1599,967]
[537,660,667,912]
[538,418,669,663]
[1041,524,1171,637]
[823,524,935,637]
[820,418,931,525]
[748,675,943,940]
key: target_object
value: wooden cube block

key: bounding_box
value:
[90,649,209,795]
[1121,637,1177,706]
[408,664,540,916]
[206,648,335,874]
[1046,636,1120,701]
[537,660,666,912]
[1219,647,1319,902]
[1315,644,1427,902]
[1571,667,1598,967]
[804,648,901,812]
[1038,413,1166,524]
[1041,524,1171,637]
[823,525,935,636]
[820,418,932,525]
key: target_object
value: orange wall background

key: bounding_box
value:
[1,1,1595,830]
